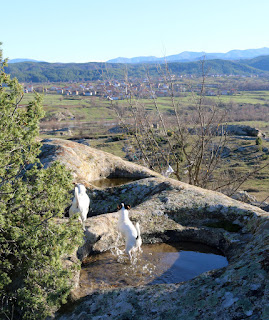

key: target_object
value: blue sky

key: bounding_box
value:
[1,0,269,63]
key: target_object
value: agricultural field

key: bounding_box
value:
[22,90,269,130]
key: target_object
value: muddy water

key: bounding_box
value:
[89,177,139,188]
[78,242,228,298]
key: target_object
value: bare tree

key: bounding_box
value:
[106,60,268,194]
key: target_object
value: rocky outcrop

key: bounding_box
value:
[225,124,263,137]
[38,138,160,186]
[189,124,264,137]
[225,190,269,212]
[231,190,258,204]
[40,138,268,320]
[60,177,268,320]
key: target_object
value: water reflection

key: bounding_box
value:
[78,242,228,298]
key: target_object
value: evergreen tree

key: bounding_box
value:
[0,44,84,320]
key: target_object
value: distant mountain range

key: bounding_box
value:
[8,58,42,64]
[107,47,269,64]
[7,47,269,65]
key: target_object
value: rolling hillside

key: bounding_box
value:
[242,55,269,71]
[4,56,269,83]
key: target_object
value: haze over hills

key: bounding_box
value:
[107,47,269,64]
[7,47,269,65]
[8,58,43,64]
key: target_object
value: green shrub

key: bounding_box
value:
[0,47,83,320]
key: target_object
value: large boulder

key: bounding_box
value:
[225,124,263,137]
[60,177,268,320]
[231,190,258,204]
[38,138,160,185]
[40,138,268,320]
[189,124,264,137]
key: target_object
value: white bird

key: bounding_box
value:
[69,183,90,230]
[162,165,174,177]
[117,203,142,260]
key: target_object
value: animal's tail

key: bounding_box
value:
[135,222,141,239]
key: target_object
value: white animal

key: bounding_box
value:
[69,183,90,230]
[117,203,142,260]
[162,165,174,177]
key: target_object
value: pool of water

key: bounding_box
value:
[89,177,139,188]
[77,242,228,298]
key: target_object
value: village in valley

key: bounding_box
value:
[23,75,241,99]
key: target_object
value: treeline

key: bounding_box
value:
[243,55,269,71]
[4,56,269,83]
[4,62,126,82]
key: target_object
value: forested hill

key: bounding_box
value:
[4,56,269,83]
[242,55,269,71]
